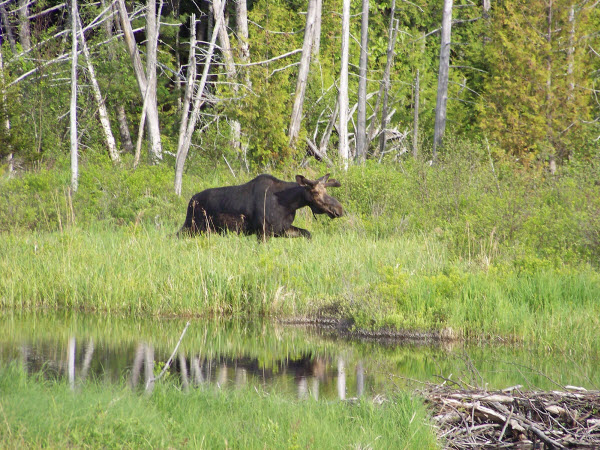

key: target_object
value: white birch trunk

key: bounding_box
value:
[338,0,350,167]
[77,14,119,163]
[355,0,369,162]
[288,0,317,148]
[70,0,79,192]
[433,0,453,159]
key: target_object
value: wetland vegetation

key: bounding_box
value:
[2,143,600,448]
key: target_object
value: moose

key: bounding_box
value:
[178,174,344,239]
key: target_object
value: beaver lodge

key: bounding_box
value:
[421,383,600,448]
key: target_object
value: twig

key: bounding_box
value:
[145,321,191,390]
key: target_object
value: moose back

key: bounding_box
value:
[178,174,344,239]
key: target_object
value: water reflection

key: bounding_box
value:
[15,335,370,400]
[1,312,599,397]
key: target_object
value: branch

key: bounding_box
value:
[145,321,191,390]
[235,48,303,67]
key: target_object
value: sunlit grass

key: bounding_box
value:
[2,225,600,354]
[0,364,437,449]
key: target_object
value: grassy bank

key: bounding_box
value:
[0,364,437,449]
[1,142,600,351]
[2,226,600,354]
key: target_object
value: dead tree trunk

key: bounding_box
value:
[0,5,17,53]
[378,0,397,158]
[288,0,317,149]
[116,0,163,164]
[70,0,79,192]
[338,0,350,167]
[144,0,163,163]
[174,7,222,195]
[0,42,13,176]
[413,69,419,158]
[212,0,241,155]
[18,0,31,51]
[355,0,369,162]
[433,0,453,159]
[101,0,134,154]
[77,14,119,163]
[312,0,323,60]
[235,0,250,63]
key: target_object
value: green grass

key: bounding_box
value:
[0,364,438,449]
[2,143,600,352]
[1,225,600,354]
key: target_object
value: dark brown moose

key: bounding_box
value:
[178,174,344,239]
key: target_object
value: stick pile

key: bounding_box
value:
[422,384,600,448]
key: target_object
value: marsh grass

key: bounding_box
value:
[2,143,600,351]
[2,224,600,354]
[0,364,437,449]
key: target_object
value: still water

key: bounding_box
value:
[1,312,598,398]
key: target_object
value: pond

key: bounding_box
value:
[1,311,598,398]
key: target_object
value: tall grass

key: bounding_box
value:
[2,225,600,353]
[0,364,437,449]
[2,140,600,350]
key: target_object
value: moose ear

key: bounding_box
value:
[324,179,341,188]
[296,175,313,186]
[316,173,331,183]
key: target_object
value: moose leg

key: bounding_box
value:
[284,226,312,239]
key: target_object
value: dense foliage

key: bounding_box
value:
[0,0,599,171]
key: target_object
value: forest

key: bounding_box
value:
[0,0,599,181]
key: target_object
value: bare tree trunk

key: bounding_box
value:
[116,0,163,164]
[77,14,119,163]
[378,0,397,158]
[212,0,241,155]
[174,7,221,195]
[413,69,420,158]
[70,0,79,192]
[433,0,453,159]
[312,0,322,60]
[18,0,31,51]
[288,0,317,148]
[355,0,369,162]
[338,0,350,167]
[144,0,163,164]
[567,4,575,99]
[319,99,338,155]
[236,0,250,62]
[0,5,17,53]
[0,43,13,177]
[483,0,491,18]
[116,105,134,153]
[100,0,133,154]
